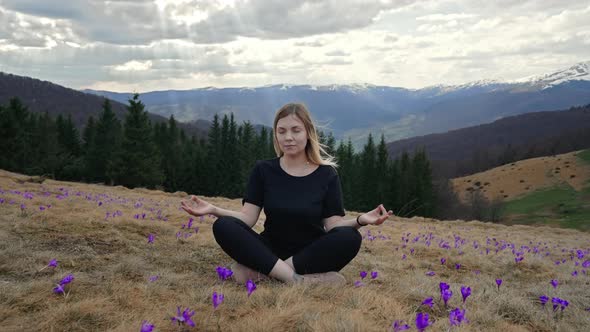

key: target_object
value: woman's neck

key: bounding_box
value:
[281,154,310,168]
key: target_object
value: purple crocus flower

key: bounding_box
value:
[171,306,196,327]
[48,259,58,268]
[415,312,432,332]
[360,271,368,279]
[449,308,467,326]
[550,279,558,289]
[455,263,461,270]
[140,320,154,332]
[216,266,233,281]
[354,280,365,287]
[461,286,471,303]
[392,320,410,331]
[495,279,502,290]
[212,291,224,309]
[246,279,257,297]
[371,271,378,279]
[442,289,453,306]
[53,284,65,294]
[148,275,159,282]
[440,258,446,265]
[421,297,434,308]
[425,271,435,276]
[59,274,74,285]
[147,234,155,244]
[551,297,569,311]
[539,295,549,306]
[439,282,450,293]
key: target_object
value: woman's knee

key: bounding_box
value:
[331,226,362,243]
[212,216,241,240]
[329,226,362,254]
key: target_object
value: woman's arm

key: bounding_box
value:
[213,202,261,228]
[181,196,261,228]
[323,204,394,232]
[324,216,363,232]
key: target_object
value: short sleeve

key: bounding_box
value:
[242,161,264,208]
[321,173,346,218]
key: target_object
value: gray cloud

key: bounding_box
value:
[188,0,413,43]
[325,50,350,57]
[0,0,588,91]
[1,0,187,45]
[294,39,327,47]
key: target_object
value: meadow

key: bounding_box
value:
[1,169,590,331]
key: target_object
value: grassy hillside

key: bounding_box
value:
[452,150,590,230]
[1,169,590,331]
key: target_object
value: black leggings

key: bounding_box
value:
[212,216,362,275]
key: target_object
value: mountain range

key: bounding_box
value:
[84,61,590,150]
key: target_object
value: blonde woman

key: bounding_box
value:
[181,103,393,284]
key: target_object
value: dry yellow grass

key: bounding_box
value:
[452,150,590,203]
[1,169,590,331]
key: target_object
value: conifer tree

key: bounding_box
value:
[56,114,83,180]
[34,112,61,178]
[376,134,390,206]
[411,148,435,217]
[0,98,33,172]
[205,114,222,196]
[359,133,378,211]
[116,94,163,188]
[239,121,257,190]
[226,114,242,197]
[86,99,122,184]
[160,115,182,191]
[82,116,97,180]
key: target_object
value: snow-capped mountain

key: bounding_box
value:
[83,61,590,150]
[513,61,590,89]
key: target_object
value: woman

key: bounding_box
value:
[181,103,393,285]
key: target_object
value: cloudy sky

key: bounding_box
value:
[1,0,589,92]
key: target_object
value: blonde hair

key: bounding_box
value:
[272,103,338,168]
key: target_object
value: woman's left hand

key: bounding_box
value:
[359,204,394,226]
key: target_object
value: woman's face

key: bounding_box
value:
[276,114,308,157]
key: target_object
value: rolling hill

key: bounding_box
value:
[0,72,209,140]
[386,104,590,178]
[452,149,590,230]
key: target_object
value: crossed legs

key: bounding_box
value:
[212,216,362,283]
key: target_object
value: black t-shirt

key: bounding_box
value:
[242,157,346,254]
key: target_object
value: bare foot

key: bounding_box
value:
[230,263,269,284]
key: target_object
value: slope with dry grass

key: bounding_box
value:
[452,150,590,203]
[1,169,590,331]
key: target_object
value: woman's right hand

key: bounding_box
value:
[181,195,215,217]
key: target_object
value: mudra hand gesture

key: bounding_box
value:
[181,195,215,217]
[358,204,394,226]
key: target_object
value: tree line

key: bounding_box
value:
[0,96,436,218]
